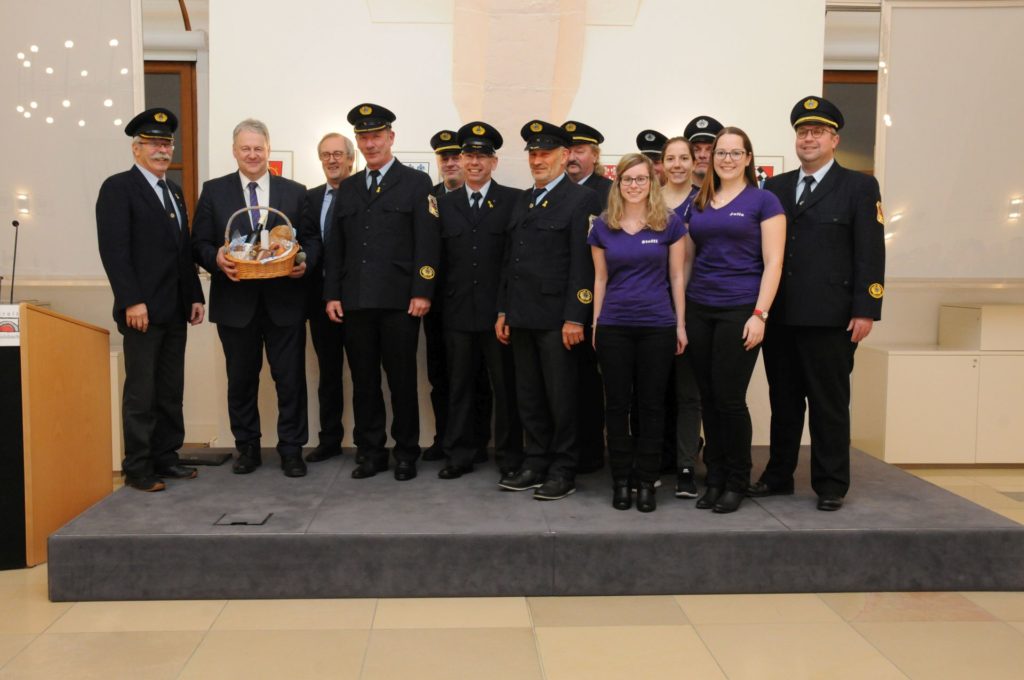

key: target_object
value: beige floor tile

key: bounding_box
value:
[854,621,1024,679]
[944,485,1023,510]
[362,628,542,680]
[536,625,724,680]
[959,468,1024,478]
[913,474,978,487]
[0,581,47,603]
[697,622,906,680]
[0,566,47,589]
[47,599,225,633]
[820,592,997,622]
[675,593,842,624]
[994,507,1024,524]
[961,592,1024,621]
[902,467,973,477]
[212,598,375,630]
[1012,621,1024,635]
[0,631,202,680]
[0,598,73,635]
[528,595,688,627]
[967,475,1024,491]
[178,629,368,680]
[372,597,530,629]
[0,634,35,668]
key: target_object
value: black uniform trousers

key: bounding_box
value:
[762,324,857,498]
[344,309,421,465]
[685,301,760,493]
[673,352,703,470]
[576,328,606,472]
[121,320,187,478]
[216,305,308,456]
[422,305,448,450]
[443,330,522,471]
[308,306,345,448]
[511,327,580,481]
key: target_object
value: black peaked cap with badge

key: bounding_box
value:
[125,107,177,140]
[684,115,723,144]
[457,122,503,155]
[790,95,844,130]
[636,129,668,157]
[521,120,570,150]
[430,129,461,155]
[347,103,396,132]
[562,121,604,146]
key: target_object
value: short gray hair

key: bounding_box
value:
[318,132,354,158]
[233,118,270,144]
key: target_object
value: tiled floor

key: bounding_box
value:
[1,465,1022,679]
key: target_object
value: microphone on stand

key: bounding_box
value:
[9,220,20,304]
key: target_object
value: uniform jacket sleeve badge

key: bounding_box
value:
[577,289,593,304]
[868,283,884,299]
[420,265,436,280]
[876,201,885,225]
[428,194,439,217]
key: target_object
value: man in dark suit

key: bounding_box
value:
[192,118,316,478]
[495,120,601,501]
[750,96,885,511]
[561,120,610,474]
[436,121,523,479]
[96,108,205,492]
[323,103,440,481]
[302,132,354,463]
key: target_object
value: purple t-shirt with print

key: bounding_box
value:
[685,184,784,307]
[587,211,686,327]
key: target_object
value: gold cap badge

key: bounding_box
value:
[472,125,485,135]
[359,105,372,115]
[804,98,819,110]
[530,122,543,133]
[440,132,451,141]
[565,123,577,132]
[154,112,168,122]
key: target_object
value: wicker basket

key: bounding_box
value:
[223,206,298,280]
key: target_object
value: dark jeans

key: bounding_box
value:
[685,300,760,492]
[595,324,676,483]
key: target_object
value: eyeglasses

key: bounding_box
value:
[620,176,650,186]
[795,126,834,140]
[714,150,748,161]
[319,151,348,161]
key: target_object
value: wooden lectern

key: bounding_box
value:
[0,304,112,568]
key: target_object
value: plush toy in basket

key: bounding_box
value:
[222,205,303,280]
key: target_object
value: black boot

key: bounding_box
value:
[636,481,657,513]
[612,478,632,510]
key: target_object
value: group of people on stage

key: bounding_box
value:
[96,94,885,515]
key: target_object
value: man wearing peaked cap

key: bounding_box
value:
[95,108,205,491]
[563,121,612,210]
[750,95,885,512]
[494,120,601,501]
[684,115,724,183]
[323,103,441,482]
[433,121,523,480]
[430,130,464,197]
[636,129,668,185]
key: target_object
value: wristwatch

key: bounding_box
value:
[753,308,768,321]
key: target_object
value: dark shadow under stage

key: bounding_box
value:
[48,448,1024,601]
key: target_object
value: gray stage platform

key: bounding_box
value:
[48,448,1024,601]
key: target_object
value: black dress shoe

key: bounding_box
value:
[155,464,198,479]
[305,443,341,463]
[438,464,473,479]
[612,478,632,510]
[713,490,745,514]
[498,468,544,491]
[696,486,723,509]
[281,454,307,478]
[394,460,417,481]
[817,495,844,511]
[746,479,794,497]
[125,475,166,492]
[421,443,445,461]
[636,481,657,513]
[232,454,261,474]
[534,477,575,500]
[351,459,388,479]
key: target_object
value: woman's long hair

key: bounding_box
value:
[693,126,758,210]
[605,153,670,232]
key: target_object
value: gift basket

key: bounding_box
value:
[223,205,299,280]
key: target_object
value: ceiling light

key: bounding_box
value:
[62,99,71,107]
[120,67,128,75]
[29,45,38,53]
[22,60,31,67]
[103,99,112,107]
[78,119,85,127]
[45,117,53,124]
[80,69,88,77]
[16,105,24,112]
[64,40,74,48]
[109,39,119,47]
[16,52,25,60]
[29,101,37,109]
[113,118,122,126]
[45,67,53,74]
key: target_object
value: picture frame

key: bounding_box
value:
[268,150,294,179]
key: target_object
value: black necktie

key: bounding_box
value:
[798,176,815,205]
[324,188,336,243]
[530,186,546,207]
[471,191,482,217]
[156,179,179,229]
[368,169,381,195]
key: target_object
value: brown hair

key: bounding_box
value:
[693,126,758,210]
[662,136,693,157]
[605,153,670,232]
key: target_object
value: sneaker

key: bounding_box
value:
[534,478,576,500]
[498,468,544,491]
[675,468,698,498]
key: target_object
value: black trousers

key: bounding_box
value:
[216,308,308,456]
[595,325,676,483]
[762,324,857,498]
[308,306,345,448]
[576,327,606,471]
[422,304,448,449]
[345,308,420,465]
[673,351,703,470]
[121,321,187,477]
[511,327,580,481]
[443,329,522,470]
[685,301,760,493]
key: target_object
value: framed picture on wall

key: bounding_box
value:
[269,150,293,178]
[754,155,784,187]
[396,151,437,183]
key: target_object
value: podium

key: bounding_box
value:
[0,304,112,569]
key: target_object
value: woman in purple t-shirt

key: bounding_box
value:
[589,153,687,513]
[684,127,786,514]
